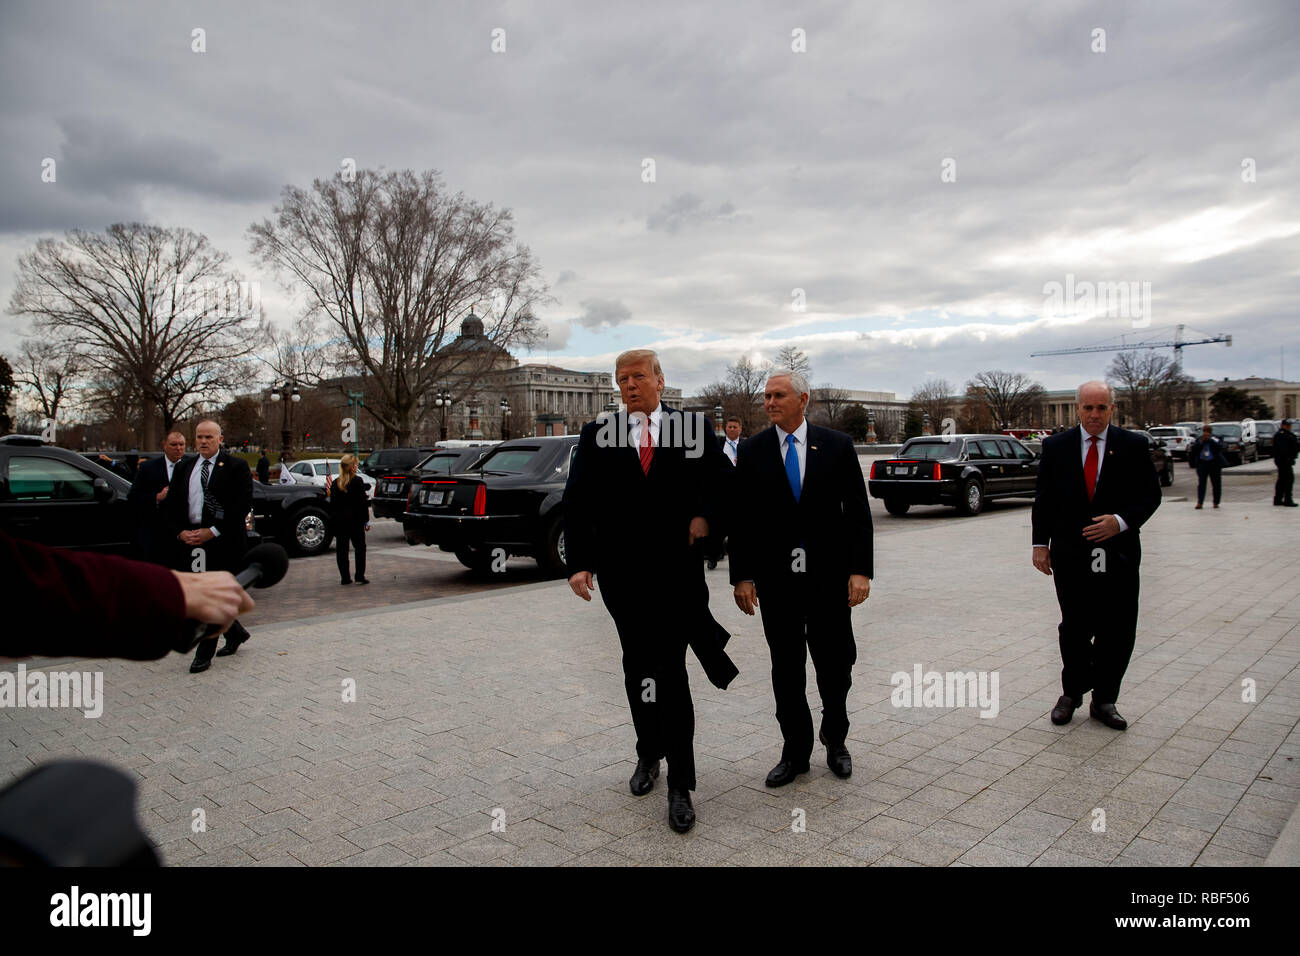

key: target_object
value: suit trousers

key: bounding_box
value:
[602,587,696,791]
[1276,462,1295,504]
[757,577,856,764]
[1196,465,1222,505]
[1051,556,1139,705]
[335,521,366,582]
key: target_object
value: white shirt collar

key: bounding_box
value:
[775,417,808,447]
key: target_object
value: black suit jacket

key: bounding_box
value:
[1031,425,1160,572]
[729,423,873,591]
[563,404,736,687]
[127,455,178,561]
[163,449,253,572]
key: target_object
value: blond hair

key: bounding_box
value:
[337,453,358,492]
[615,349,663,376]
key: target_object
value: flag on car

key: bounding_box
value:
[325,472,332,495]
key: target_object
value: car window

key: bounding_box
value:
[314,462,332,476]
[965,442,984,460]
[1210,424,1242,439]
[994,439,1020,458]
[292,463,313,475]
[1256,423,1276,436]
[476,448,541,474]
[1007,441,1034,461]
[5,456,97,501]
[420,454,461,475]
[978,440,1004,458]
[1149,428,1177,437]
[898,441,961,460]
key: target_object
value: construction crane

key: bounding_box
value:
[1031,324,1231,369]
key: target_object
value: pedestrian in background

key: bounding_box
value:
[128,430,188,564]
[1187,424,1228,509]
[330,452,370,585]
[1273,419,1297,507]
[256,448,270,484]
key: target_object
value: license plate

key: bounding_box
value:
[385,482,399,493]
[890,465,912,476]
[424,490,445,505]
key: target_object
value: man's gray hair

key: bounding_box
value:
[1075,380,1113,404]
[768,368,810,397]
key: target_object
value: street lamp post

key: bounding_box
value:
[714,404,723,435]
[347,391,365,458]
[269,380,301,457]
[500,398,511,440]
[433,389,452,441]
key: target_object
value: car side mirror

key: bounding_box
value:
[92,477,116,504]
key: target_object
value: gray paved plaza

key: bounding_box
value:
[4,481,1298,866]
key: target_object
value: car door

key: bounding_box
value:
[291,462,317,485]
[975,439,1011,495]
[996,438,1033,493]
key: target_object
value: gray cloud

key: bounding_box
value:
[574,298,631,330]
[646,193,739,234]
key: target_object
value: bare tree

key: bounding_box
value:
[14,339,81,424]
[249,168,547,445]
[771,345,812,381]
[809,385,852,430]
[7,223,264,447]
[965,370,1047,429]
[909,378,955,433]
[1107,350,1200,426]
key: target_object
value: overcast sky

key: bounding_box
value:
[2,0,1298,401]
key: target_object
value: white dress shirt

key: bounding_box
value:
[628,404,663,449]
[774,418,808,483]
[723,437,739,465]
[188,451,222,536]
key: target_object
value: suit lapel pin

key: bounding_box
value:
[810,445,817,451]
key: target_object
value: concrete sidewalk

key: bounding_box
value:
[3,492,1297,866]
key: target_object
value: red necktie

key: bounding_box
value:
[1084,436,1099,500]
[639,416,654,474]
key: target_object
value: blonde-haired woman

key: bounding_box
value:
[329,453,371,584]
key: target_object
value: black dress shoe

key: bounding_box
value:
[215,634,247,657]
[355,577,369,584]
[189,657,211,673]
[629,758,660,796]
[1090,701,1128,730]
[765,759,809,788]
[340,579,352,585]
[1050,695,1080,725]
[819,729,852,778]
[706,559,718,570]
[667,788,695,833]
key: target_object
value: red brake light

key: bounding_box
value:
[869,462,877,480]
[932,462,941,480]
[473,484,486,516]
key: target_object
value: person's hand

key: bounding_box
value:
[733,581,758,615]
[172,570,254,636]
[688,516,709,546]
[848,574,871,607]
[569,571,595,601]
[155,486,169,503]
[1082,515,1120,542]
[1032,546,1052,576]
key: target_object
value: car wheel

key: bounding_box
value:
[538,516,567,577]
[455,545,494,573]
[289,506,331,556]
[883,498,910,516]
[956,478,983,516]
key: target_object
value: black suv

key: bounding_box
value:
[372,444,496,519]
[361,447,433,480]
[402,435,578,575]
[1126,429,1175,487]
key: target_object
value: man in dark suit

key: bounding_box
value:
[705,417,744,569]
[730,370,873,787]
[1033,381,1161,731]
[256,449,271,484]
[127,431,188,564]
[163,419,254,673]
[1274,419,1297,506]
[563,349,734,833]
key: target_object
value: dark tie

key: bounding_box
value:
[785,434,801,502]
[1084,436,1098,500]
[201,458,211,491]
